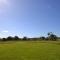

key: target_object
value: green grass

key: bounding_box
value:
[0,41,60,60]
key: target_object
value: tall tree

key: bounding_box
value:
[48,32,57,41]
[14,36,19,40]
[7,36,13,41]
[23,37,28,41]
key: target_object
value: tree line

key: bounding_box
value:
[0,32,58,41]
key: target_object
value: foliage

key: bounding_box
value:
[47,32,57,41]
[2,38,7,41]
[40,37,45,40]
[23,37,28,41]
[7,36,13,41]
[0,32,58,41]
[13,36,19,40]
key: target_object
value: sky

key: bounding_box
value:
[0,0,60,38]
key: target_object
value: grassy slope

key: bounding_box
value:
[0,41,60,60]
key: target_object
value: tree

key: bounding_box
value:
[7,36,13,41]
[47,32,57,41]
[40,37,45,40]
[32,38,38,41]
[2,38,6,41]
[14,36,19,40]
[23,37,28,41]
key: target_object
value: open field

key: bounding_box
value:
[0,41,60,60]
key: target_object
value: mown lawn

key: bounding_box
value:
[0,41,60,60]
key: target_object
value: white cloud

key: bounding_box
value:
[2,30,9,33]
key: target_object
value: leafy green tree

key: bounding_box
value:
[7,36,13,41]
[48,32,57,41]
[2,38,6,41]
[14,36,19,40]
[40,37,45,40]
[23,37,28,41]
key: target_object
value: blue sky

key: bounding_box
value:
[0,0,60,38]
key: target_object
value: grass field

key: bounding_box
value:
[0,41,60,60]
